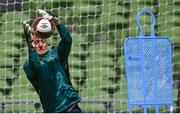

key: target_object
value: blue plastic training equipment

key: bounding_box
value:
[123,9,173,113]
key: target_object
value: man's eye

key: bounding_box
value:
[34,40,39,44]
[42,40,46,43]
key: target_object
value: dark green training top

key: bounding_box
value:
[23,23,81,113]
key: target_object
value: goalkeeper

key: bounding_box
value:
[22,10,82,113]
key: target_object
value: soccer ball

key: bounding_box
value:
[31,17,55,39]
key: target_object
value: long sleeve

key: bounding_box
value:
[56,23,72,85]
[23,61,40,94]
[56,23,72,61]
[23,50,41,93]
[28,50,41,71]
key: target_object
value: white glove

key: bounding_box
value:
[22,20,32,33]
[37,9,53,20]
[37,9,59,25]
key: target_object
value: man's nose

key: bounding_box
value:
[39,41,43,46]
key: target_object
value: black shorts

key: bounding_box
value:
[64,105,83,113]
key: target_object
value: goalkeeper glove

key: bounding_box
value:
[37,9,59,26]
[22,20,34,50]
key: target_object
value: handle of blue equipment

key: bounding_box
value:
[136,8,156,37]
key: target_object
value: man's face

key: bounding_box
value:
[31,34,48,56]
